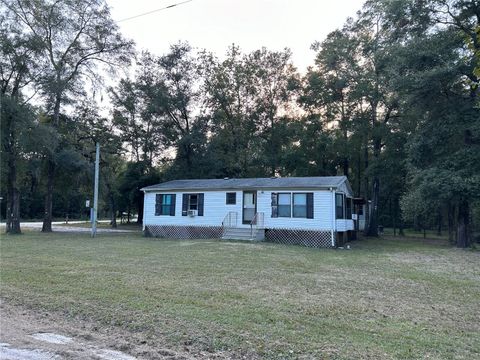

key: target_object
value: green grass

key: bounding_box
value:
[1,232,479,359]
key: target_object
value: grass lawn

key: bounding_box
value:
[1,232,479,359]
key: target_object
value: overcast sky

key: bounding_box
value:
[107,0,366,73]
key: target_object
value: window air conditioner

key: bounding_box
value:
[187,210,197,217]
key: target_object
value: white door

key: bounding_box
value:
[242,191,256,224]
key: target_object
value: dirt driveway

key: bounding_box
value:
[0,301,199,360]
[0,221,136,234]
[0,301,241,360]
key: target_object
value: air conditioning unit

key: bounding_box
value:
[187,209,197,217]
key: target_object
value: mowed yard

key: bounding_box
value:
[1,232,479,359]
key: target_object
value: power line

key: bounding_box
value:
[117,0,194,23]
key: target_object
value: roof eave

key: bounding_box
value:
[142,185,340,192]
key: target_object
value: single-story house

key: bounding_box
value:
[141,176,357,248]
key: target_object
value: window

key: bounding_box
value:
[155,194,176,216]
[188,194,198,210]
[278,193,291,217]
[182,193,204,216]
[346,198,352,219]
[271,192,313,219]
[336,193,344,219]
[293,193,307,218]
[226,192,236,205]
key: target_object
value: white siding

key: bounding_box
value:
[144,189,337,231]
[258,190,334,230]
[144,191,243,227]
[336,219,355,231]
[337,180,354,197]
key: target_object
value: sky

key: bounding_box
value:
[107,0,366,73]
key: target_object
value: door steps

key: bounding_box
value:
[222,227,265,241]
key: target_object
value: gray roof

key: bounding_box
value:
[141,176,349,192]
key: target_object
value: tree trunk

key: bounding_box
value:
[42,93,61,233]
[364,53,382,238]
[41,159,55,232]
[396,197,405,236]
[366,130,380,237]
[356,153,361,196]
[109,190,117,229]
[362,141,370,236]
[186,145,192,176]
[456,200,470,248]
[413,216,421,231]
[399,220,405,236]
[6,187,21,234]
[366,177,379,237]
[270,120,277,177]
[343,158,349,177]
[3,99,21,234]
[392,198,396,236]
[437,208,442,236]
[137,196,144,225]
[448,204,455,243]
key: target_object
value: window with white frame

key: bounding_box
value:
[188,194,198,210]
[272,192,313,219]
[278,193,291,217]
[293,193,307,218]
[155,194,176,216]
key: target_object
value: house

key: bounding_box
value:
[141,176,356,248]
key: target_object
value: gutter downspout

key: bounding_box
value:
[331,188,336,247]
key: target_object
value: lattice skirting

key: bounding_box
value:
[145,225,222,239]
[265,228,334,248]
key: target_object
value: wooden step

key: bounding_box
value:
[222,228,265,241]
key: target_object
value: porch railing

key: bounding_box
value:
[222,211,238,229]
[250,212,265,238]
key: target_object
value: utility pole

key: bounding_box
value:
[92,142,100,238]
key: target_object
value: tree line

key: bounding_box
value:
[1,0,479,247]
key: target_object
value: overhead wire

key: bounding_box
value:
[117,0,195,23]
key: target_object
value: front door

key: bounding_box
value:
[242,191,257,224]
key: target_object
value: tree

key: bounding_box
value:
[117,161,160,224]
[138,44,207,177]
[201,45,299,177]
[0,5,41,233]
[110,77,163,166]
[393,1,480,247]
[428,0,480,97]
[306,5,402,236]
[0,97,37,233]
[73,102,125,227]
[473,25,480,80]
[112,44,207,179]
[200,45,259,177]
[307,28,362,177]
[281,115,337,176]
[3,0,134,232]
